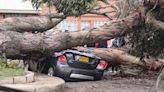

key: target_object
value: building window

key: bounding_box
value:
[57,20,77,32]
[81,20,91,30]
[94,21,108,28]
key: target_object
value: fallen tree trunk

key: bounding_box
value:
[0,12,142,72]
[0,30,113,57]
[75,47,164,70]
[0,0,163,72]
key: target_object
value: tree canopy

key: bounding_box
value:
[31,0,97,16]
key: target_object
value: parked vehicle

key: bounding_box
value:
[42,50,108,81]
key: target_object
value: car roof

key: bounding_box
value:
[63,50,101,59]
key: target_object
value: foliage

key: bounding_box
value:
[0,56,25,78]
[30,0,53,9]
[0,68,26,78]
[31,0,96,16]
[126,6,164,58]
[114,0,164,58]
[7,60,20,69]
[128,25,164,58]
[0,56,21,69]
[0,56,7,68]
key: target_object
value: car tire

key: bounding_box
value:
[48,66,55,77]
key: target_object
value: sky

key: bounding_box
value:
[0,0,36,10]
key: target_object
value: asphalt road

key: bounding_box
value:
[30,72,164,92]
[64,78,164,92]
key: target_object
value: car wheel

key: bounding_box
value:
[48,67,55,77]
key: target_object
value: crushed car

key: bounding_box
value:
[42,49,108,81]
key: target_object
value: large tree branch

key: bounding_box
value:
[89,11,115,20]
[94,5,114,10]
[119,0,129,19]
[0,16,64,33]
[0,11,131,33]
[0,13,140,57]
[146,0,164,5]
[97,12,140,36]
[45,13,66,19]
[94,2,117,10]
[0,11,140,34]
[146,11,164,30]
[75,47,164,70]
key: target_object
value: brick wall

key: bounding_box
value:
[40,4,57,15]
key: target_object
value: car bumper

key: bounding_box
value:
[55,63,104,80]
[70,73,94,80]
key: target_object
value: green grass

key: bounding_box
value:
[0,68,26,78]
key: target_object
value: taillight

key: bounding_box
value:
[58,55,67,64]
[97,60,108,70]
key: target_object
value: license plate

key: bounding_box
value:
[79,56,89,63]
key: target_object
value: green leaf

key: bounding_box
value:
[31,0,96,16]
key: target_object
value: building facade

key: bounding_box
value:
[0,0,40,21]
[41,0,117,32]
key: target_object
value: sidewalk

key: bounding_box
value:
[0,73,65,92]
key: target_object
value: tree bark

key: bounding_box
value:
[0,16,64,33]
[0,30,112,57]
[119,0,129,19]
[0,9,139,33]
[75,47,164,70]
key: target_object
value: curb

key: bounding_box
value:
[0,74,65,92]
